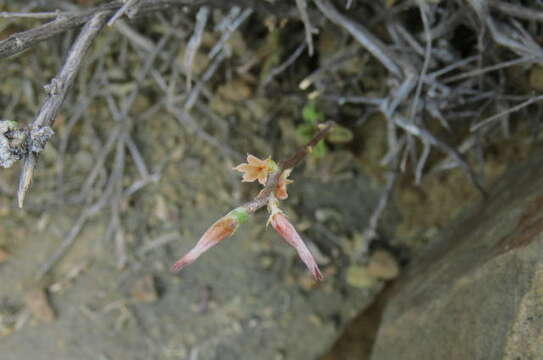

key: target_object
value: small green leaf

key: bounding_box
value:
[296,123,315,142]
[312,140,328,158]
[302,101,324,125]
[327,124,354,144]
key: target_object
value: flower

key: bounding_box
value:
[275,169,293,200]
[234,154,275,185]
[170,207,249,273]
[269,210,323,281]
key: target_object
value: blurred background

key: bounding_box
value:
[0,0,541,359]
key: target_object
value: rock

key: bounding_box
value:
[346,265,378,289]
[258,254,275,269]
[24,289,55,323]
[130,275,159,304]
[315,208,342,223]
[0,248,9,263]
[529,65,543,92]
[326,124,354,144]
[371,149,543,360]
[217,79,252,102]
[74,151,94,172]
[153,195,169,222]
[367,250,399,280]
[298,273,319,291]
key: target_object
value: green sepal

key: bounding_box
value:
[229,207,250,224]
[266,159,279,173]
[302,101,324,125]
[313,140,328,158]
[296,123,314,142]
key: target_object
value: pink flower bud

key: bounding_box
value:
[170,208,248,273]
[269,212,324,281]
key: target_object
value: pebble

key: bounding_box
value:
[259,255,275,269]
[217,79,252,102]
[130,275,159,303]
[367,250,400,280]
[314,208,342,223]
[529,65,543,92]
[24,288,56,323]
[345,265,377,288]
[298,273,319,291]
[0,248,9,263]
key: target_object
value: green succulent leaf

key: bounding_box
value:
[296,123,315,142]
[302,101,324,125]
[327,124,354,144]
[312,140,328,158]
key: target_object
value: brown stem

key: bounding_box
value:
[281,121,334,170]
[242,121,335,214]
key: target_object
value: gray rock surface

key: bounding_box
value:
[371,148,543,360]
[0,176,384,360]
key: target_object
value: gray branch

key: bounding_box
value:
[0,0,297,59]
[17,11,109,208]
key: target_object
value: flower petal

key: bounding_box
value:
[234,154,270,185]
[256,171,268,185]
[242,169,260,183]
[170,214,239,272]
[275,170,293,200]
[247,154,266,166]
[233,163,251,172]
[270,212,323,281]
[275,186,288,200]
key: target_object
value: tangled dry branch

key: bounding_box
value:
[1,0,543,273]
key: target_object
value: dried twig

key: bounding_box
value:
[208,7,253,59]
[409,1,433,123]
[394,115,486,196]
[108,0,141,26]
[137,232,182,256]
[114,19,157,52]
[471,94,543,132]
[184,6,209,91]
[0,1,148,59]
[169,107,242,160]
[296,0,316,56]
[443,56,542,84]
[314,0,402,77]
[485,17,543,58]
[415,140,431,185]
[492,2,543,22]
[261,41,307,88]
[0,11,68,19]
[361,167,398,252]
[184,50,226,111]
[18,11,109,208]
[0,0,298,60]
[35,198,104,279]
